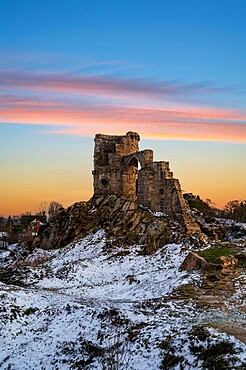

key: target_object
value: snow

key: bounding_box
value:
[0,230,245,369]
[0,232,8,238]
[37,230,199,302]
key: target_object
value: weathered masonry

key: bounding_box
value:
[92,132,200,232]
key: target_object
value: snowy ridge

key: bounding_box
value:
[0,230,246,369]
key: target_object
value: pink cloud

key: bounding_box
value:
[1,94,246,125]
[0,68,245,143]
[0,101,245,143]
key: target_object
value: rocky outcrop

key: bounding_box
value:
[191,214,227,241]
[33,195,202,253]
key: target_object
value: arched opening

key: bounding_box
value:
[122,156,141,200]
[128,157,138,168]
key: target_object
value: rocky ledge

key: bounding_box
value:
[33,195,202,253]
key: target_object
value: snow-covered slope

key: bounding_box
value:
[0,230,246,369]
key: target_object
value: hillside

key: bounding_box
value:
[0,195,246,369]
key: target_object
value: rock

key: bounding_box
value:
[180,252,208,271]
[33,195,203,253]
[199,224,227,240]
[235,253,246,267]
[214,255,239,271]
[192,213,227,241]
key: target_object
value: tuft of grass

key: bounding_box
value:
[198,247,237,262]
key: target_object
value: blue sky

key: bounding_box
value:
[0,0,245,215]
[1,0,246,85]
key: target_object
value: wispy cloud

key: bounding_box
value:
[0,69,235,98]
[0,68,245,142]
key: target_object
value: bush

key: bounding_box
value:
[198,246,237,262]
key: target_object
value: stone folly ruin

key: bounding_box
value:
[93,132,200,232]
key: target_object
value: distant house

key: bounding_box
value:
[21,218,45,242]
[21,214,46,228]
[0,231,9,249]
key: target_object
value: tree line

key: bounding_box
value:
[184,193,246,222]
[0,201,63,244]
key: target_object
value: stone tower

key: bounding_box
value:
[93,132,200,232]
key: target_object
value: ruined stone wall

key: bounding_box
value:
[92,131,200,233]
[138,166,155,209]
[138,161,174,212]
[93,132,140,198]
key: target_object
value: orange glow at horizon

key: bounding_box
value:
[1,164,245,217]
[1,155,245,217]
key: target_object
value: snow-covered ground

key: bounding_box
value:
[0,230,245,369]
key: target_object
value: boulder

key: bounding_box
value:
[180,252,208,271]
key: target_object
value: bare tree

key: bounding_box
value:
[224,199,246,222]
[48,201,63,221]
[35,202,49,217]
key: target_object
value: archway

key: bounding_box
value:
[122,156,141,200]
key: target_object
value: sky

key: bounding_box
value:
[0,0,246,216]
